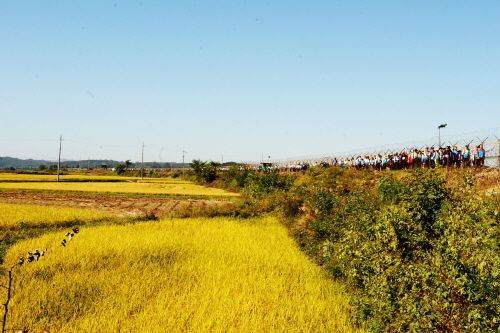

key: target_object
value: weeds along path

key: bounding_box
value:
[2,217,364,333]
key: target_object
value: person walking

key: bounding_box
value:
[463,146,471,168]
[472,146,479,167]
[477,144,486,167]
[451,146,459,168]
[457,149,463,168]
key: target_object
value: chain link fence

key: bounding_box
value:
[245,127,500,168]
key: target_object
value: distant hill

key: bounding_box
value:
[0,156,187,170]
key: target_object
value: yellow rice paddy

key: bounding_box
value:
[0,181,239,197]
[0,173,191,183]
[3,217,363,332]
[0,204,116,228]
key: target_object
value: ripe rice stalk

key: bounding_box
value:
[0,173,190,183]
[0,204,116,229]
[2,217,363,332]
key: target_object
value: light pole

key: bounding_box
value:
[438,124,447,148]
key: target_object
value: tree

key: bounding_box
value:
[190,159,204,175]
[190,159,220,183]
[115,163,126,175]
[38,164,46,171]
[201,161,221,183]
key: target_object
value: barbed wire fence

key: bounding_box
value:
[244,127,500,168]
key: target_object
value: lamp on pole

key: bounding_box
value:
[438,124,447,148]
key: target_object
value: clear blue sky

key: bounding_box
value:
[2,1,499,163]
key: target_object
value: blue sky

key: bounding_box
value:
[1,1,499,163]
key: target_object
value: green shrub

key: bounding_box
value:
[207,165,500,331]
[242,171,293,197]
[328,170,500,332]
[190,159,220,183]
[114,163,126,175]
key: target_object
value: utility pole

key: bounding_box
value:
[141,142,145,180]
[57,134,62,182]
[182,149,187,180]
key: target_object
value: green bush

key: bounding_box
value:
[116,164,125,175]
[220,166,253,190]
[190,159,220,183]
[242,171,293,197]
[209,165,500,331]
[327,170,500,332]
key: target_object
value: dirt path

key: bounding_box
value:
[0,192,231,217]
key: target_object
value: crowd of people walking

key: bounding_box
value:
[333,145,486,170]
[253,144,488,172]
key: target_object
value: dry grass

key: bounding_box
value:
[3,217,363,332]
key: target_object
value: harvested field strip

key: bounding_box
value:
[0,193,235,218]
[0,182,239,197]
[0,188,235,200]
[3,217,363,332]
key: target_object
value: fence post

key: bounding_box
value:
[494,136,500,169]
[498,139,500,168]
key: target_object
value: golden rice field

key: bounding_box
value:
[0,172,127,181]
[0,181,239,197]
[137,178,192,184]
[3,217,363,332]
[0,203,116,229]
[0,172,191,183]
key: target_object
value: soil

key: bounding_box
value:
[0,192,231,217]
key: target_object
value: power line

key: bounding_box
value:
[64,139,142,148]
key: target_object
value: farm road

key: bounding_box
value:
[0,192,230,217]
